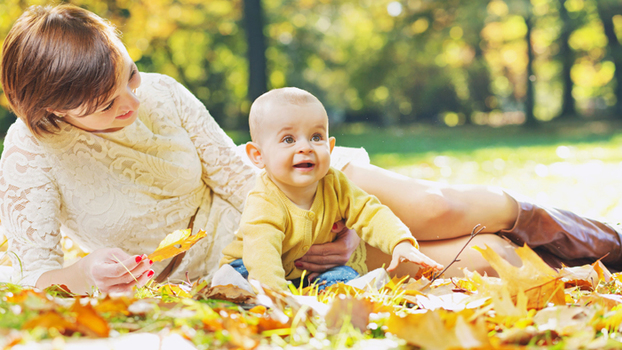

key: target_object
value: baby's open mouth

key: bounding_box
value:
[294,162,314,168]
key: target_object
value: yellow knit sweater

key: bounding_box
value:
[220,167,416,290]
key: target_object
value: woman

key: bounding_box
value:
[1,4,619,294]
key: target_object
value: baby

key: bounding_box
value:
[219,87,442,291]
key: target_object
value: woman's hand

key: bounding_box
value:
[295,221,360,281]
[78,248,154,294]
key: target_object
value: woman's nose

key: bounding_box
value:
[121,86,140,110]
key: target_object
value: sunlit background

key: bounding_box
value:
[1,0,622,262]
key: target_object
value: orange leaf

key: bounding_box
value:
[21,311,76,334]
[93,295,134,316]
[6,289,47,304]
[148,229,207,262]
[71,298,110,338]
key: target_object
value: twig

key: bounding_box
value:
[429,224,486,283]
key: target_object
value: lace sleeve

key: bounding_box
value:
[169,77,256,212]
[0,125,63,286]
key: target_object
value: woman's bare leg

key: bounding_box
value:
[342,162,519,241]
[365,233,522,278]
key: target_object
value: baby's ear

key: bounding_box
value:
[245,142,265,169]
[329,137,336,153]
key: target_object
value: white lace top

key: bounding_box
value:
[0,73,370,286]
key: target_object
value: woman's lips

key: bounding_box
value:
[116,110,134,120]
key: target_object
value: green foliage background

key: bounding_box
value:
[0,0,621,131]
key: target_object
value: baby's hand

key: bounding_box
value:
[387,241,443,272]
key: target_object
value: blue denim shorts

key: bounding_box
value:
[229,259,359,290]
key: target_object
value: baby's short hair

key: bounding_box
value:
[249,87,323,142]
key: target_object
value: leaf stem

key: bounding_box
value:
[429,224,486,283]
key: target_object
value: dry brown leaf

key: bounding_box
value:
[560,261,612,290]
[325,295,373,332]
[148,229,207,262]
[474,244,565,309]
[198,284,257,304]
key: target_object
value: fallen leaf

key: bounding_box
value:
[387,309,489,350]
[21,311,76,335]
[198,284,257,304]
[93,295,134,317]
[325,295,373,332]
[159,284,192,299]
[148,229,207,262]
[43,284,75,298]
[474,244,565,309]
[71,298,110,338]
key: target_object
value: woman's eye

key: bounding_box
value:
[101,101,114,112]
[283,136,294,144]
[311,134,322,142]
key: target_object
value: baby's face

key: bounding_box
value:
[255,101,334,193]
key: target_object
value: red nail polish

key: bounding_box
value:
[332,223,338,230]
[149,260,153,265]
[147,270,154,278]
[295,261,303,268]
[135,256,142,263]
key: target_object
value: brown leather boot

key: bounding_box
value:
[498,201,622,270]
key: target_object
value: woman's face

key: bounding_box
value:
[60,40,141,133]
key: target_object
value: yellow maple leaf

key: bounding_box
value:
[387,309,489,350]
[148,229,207,262]
[473,244,565,310]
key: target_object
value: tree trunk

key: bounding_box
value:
[524,14,538,127]
[596,1,622,116]
[243,0,268,104]
[558,0,577,118]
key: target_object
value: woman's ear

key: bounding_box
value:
[245,142,265,169]
[329,137,336,153]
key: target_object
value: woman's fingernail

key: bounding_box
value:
[332,223,338,230]
[295,261,303,268]
[147,270,154,278]
[149,260,154,265]
[135,256,143,263]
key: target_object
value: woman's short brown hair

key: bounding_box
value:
[1,4,123,137]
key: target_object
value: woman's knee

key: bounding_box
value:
[415,190,466,227]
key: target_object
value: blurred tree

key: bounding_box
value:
[595,0,622,116]
[524,11,537,126]
[557,0,578,118]
[0,0,620,133]
[243,0,268,105]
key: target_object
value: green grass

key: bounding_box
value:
[228,119,622,223]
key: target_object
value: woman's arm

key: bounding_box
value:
[0,127,154,294]
[294,221,361,278]
[169,76,257,213]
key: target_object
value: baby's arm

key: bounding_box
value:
[387,241,443,272]
[238,192,290,291]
